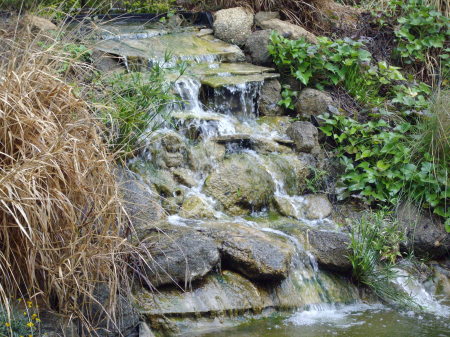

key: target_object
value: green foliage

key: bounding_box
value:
[348,211,415,307]
[306,166,328,194]
[268,32,432,110]
[0,300,41,337]
[391,0,449,68]
[98,57,184,156]
[58,43,92,74]
[319,111,449,218]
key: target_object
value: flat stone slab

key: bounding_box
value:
[95,31,245,65]
[188,62,275,77]
[201,73,279,88]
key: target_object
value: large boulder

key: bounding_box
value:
[397,203,450,259]
[202,222,295,281]
[179,194,216,219]
[286,121,319,153]
[203,154,275,215]
[255,11,280,27]
[117,169,165,240]
[258,19,317,44]
[245,30,272,66]
[295,88,334,120]
[306,229,352,272]
[304,194,333,220]
[213,7,254,46]
[258,78,283,115]
[139,226,220,288]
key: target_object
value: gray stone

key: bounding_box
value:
[179,195,216,219]
[203,154,275,215]
[117,168,165,240]
[397,203,450,259]
[139,225,220,288]
[171,167,197,188]
[245,30,272,66]
[304,194,333,220]
[286,121,319,153]
[203,222,295,281]
[296,88,334,120]
[306,229,352,272]
[21,15,57,32]
[274,195,299,219]
[258,19,317,43]
[213,7,254,46]
[196,28,214,37]
[255,11,280,27]
[258,78,283,115]
[91,50,123,73]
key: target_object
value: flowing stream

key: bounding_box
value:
[95,21,450,336]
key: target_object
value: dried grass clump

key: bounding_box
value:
[0,22,133,332]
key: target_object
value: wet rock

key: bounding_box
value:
[258,78,283,115]
[213,7,254,46]
[258,19,317,44]
[21,15,57,32]
[203,154,275,215]
[397,202,450,259]
[188,141,226,172]
[139,322,155,337]
[171,167,197,188]
[255,11,280,27]
[286,121,319,153]
[202,222,295,281]
[146,130,187,169]
[135,270,273,318]
[117,168,165,239]
[304,194,333,220]
[179,195,216,219]
[139,225,220,287]
[252,137,293,154]
[245,30,272,66]
[274,195,299,218]
[91,50,123,73]
[196,28,213,37]
[295,88,334,120]
[306,229,352,272]
[161,196,183,215]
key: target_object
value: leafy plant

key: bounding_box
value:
[319,111,449,218]
[0,300,41,337]
[98,55,185,156]
[348,211,415,307]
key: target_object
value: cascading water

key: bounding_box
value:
[96,22,449,336]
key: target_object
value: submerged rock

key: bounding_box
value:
[139,225,220,288]
[258,19,317,44]
[296,88,334,120]
[397,203,450,259]
[258,78,283,115]
[203,154,275,215]
[245,30,273,66]
[304,194,333,220]
[213,7,254,46]
[202,222,295,281]
[287,121,319,153]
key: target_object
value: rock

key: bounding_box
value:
[306,229,352,272]
[196,28,214,37]
[83,284,140,337]
[397,203,450,259]
[255,11,280,27]
[295,88,334,120]
[203,154,275,215]
[39,311,78,337]
[203,222,295,281]
[258,78,283,115]
[213,7,254,46]
[258,19,317,44]
[117,168,165,240]
[179,195,216,219]
[139,225,220,288]
[274,195,299,219]
[188,141,226,172]
[21,15,57,32]
[171,167,197,188]
[146,130,187,169]
[286,121,319,153]
[139,322,155,337]
[304,194,333,220]
[91,50,123,73]
[245,30,272,66]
